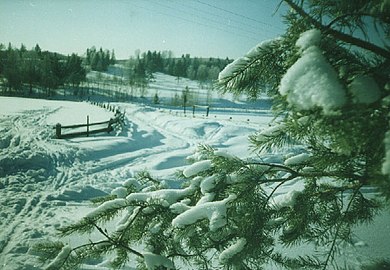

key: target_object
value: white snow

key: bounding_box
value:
[349,75,381,104]
[284,153,310,166]
[383,129,390,176]
[45,244,72,270]
[219,238,247,263]
[169,201,191,214]
[172,194,236,231]
[295,29,321,51]
[111,187,128,198]
[246,38,280,58]
[218,37,280,82]
[200,175,218,194]
[86,198,127,219]
[143,252,174,270]
[0,71,388,269]
[182,160,212,178]
[271,188,304,209]
[218,57,248,81]
[214,149,236,159]
[126,186,195,206]
[279,44,347,115]
[256,123,285,142]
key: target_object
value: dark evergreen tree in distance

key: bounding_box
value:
[66,53,86,88]
[133,50,232,83]
[86,46,113,72]
[3,46,22,91]
[0,43,86,96]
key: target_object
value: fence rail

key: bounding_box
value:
[54,116,120,139]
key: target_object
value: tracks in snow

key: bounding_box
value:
[0,108,80,269]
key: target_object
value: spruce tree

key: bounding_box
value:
[35,1,389,269]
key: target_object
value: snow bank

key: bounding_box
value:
[279,30,346,115]
[219,238,247,263]
[349,75,381,104]
[143,252,174,270]
[172,194,236,231]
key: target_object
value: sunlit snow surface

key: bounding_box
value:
[0,73,389,269]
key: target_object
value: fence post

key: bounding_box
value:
[87,115,89,137]
[108,118,114,133]
[55,123,62,139]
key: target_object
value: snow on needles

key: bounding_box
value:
[46,245,72,270]
[349,75,381,104]
[279,29,347,115]
[219,238,247,263]
[143,252,175,270]
[183,160,212,177]
[383,129,390,176]
[172,194,237,231]
[218,38,280,82]
[295,29,321,51]
[218,57,249,81]
[284,153,310,166]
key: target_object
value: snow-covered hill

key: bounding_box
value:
[0,73,389,269]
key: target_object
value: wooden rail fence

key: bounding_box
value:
[54,116,120,139]
[192,105,210,117]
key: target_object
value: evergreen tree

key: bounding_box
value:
[21,49,40,95]
[110,49,116,65]
[66,53,86,89]
[3,45,22,91]
[35,1,389,269]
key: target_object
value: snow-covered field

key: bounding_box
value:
[0,73,389,269]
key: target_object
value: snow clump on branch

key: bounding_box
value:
[172,194,237,231]
[284,153,310,166]
[279,29,347,115]
[383,130,390,176]
[143,252,175,270]
[349,75,381,104]
[218,38,280,82]
[219,238,247,263]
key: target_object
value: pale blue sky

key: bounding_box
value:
[0,0,287,59]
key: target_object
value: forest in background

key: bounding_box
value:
[0,43,232,99]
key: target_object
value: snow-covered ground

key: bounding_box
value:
[0,73,389,269]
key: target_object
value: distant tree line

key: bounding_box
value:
[85,47,116,72]
[0,43,86,96]
[136,50,232,83]
[0,43,230,101]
